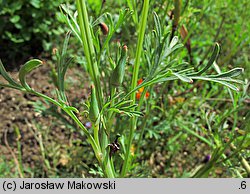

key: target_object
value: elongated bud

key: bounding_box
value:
[99,22,109,35]
[89,85,100,123]
[110,45,128,87]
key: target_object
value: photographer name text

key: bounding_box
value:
[3,180,116,191]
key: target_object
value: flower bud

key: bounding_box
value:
[99,22,109,35]
[110,45,128,87]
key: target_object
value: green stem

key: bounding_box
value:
[100,88,116,177]
[93,124,101,150]
[69,112,102,163]
[121,0,149,177]
[0,83,25,91]
[135,113,148,156]
[76,0,103,107]
[76,0,115,177]
[31,91,113,174]
[67,110,117,178]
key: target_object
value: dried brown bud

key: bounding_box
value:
[99,22,109,35]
